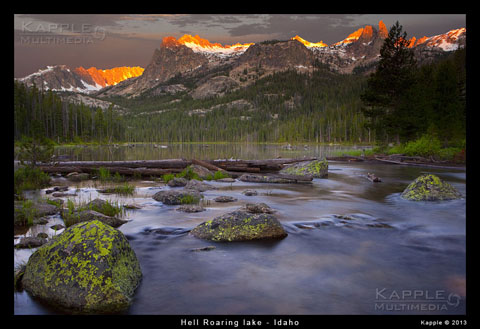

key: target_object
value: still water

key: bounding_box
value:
[49,143,368,161]
[14,144,466,315]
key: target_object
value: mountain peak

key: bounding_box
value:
[161,36,182,48]
[292,35,328,48]
[378,20,388,38]
[173,34,253,55]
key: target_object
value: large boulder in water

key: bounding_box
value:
[22,220,142,314]
[279,159,328,178]
[190,210,287,242]
[401,174,462,201]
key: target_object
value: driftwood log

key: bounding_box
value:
[33,157,318,177]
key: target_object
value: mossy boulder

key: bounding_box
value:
[401,174,462,201]
[190,210,287,242]
[22,220,142,314]
[152,189,203,205]
[280,159,328,178]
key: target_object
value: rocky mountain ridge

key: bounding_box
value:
[16,65,144,93]
[16,22,466,99]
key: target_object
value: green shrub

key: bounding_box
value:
[403,135,442,157]
[14,166,51,195]
[111,182,135,195]
[176,167,201,181]
[15,200,36,226]
[98,167,111,182]
[88,199,124,217]
[162,173,175,183]
[179,194,200,204]
[213,170,230,180]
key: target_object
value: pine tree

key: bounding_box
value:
[361,21,417,144]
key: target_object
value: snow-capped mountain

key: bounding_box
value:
[16,65,144,93]
[16,22,465,96]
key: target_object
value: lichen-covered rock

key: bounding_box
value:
[401,174,462,201]
[22,220,142,314]
[279,159,328,178]
[190,210,287,242]
[152,189,202,205]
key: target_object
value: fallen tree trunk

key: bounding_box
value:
[223,166,261,173]
[38,165,183,177]
[326,156,364,162]
[45,159,191,169]
[191,159,226,173]
[35,157,319,177]
[373,156,465,170]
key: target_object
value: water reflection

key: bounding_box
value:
[51,143,369,161]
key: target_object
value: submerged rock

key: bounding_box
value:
[244,203,275,214]
[238,174,296,184]
[21,220,142,314]
[242,189,258,196]
[176,204,205,213]
[214,196,237,203]
[401,174,462,201]
[190,210,287,242]
[152,189,203,205]
[15,236,48,249]
[279,159,328,178]
[185,179,215,192]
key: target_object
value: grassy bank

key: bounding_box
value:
[332,135,465,163]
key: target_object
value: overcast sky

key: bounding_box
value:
[13,14,466,78]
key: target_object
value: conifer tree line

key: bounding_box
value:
[14,82,125,143]
[113,68,370,143]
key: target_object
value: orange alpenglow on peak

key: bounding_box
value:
[378,20,388,38]
[292,35,328,48]
[162,34,254,53]
[162,36,182,47]
[76,66,144,87]
[360,25,374,40]
[333,27,365,46]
